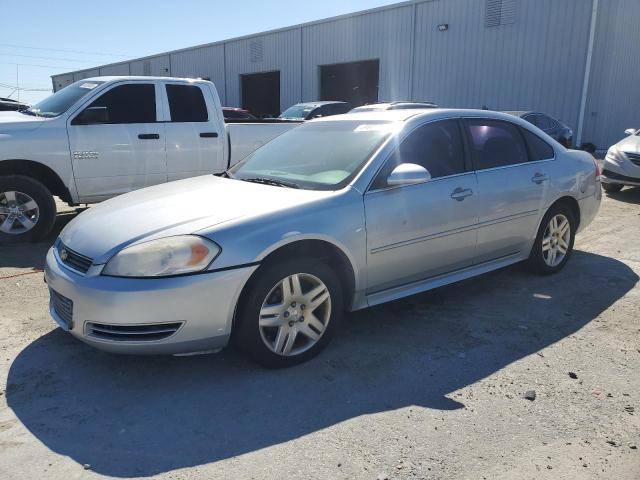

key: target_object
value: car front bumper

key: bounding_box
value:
[44,246,258,355]
[601,154,640,186]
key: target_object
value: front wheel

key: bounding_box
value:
[235,258,343,368]
[527,205,576,275]
[0,175,56,245]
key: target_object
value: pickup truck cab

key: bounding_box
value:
[0,76,299,244]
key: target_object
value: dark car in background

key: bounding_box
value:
[0,97,29,112]
[279,101,351,120]
[505,111,573,148]
[350,101,439,112]
[222,107,256,120]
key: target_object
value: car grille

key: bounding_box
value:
[57,242,93,274]
[85,322,183,342]
[624,151,640,167]
[50,289,73,329]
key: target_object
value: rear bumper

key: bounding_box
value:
[44,246,258,355]
[577,189,601,234]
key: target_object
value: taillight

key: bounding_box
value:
[593,157,601,180]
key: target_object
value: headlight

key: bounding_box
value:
[605,144,625,164]
[102,235,220,277]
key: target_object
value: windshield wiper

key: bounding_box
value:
[241,177,301,189]
[20,109,39,117]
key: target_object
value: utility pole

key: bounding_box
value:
[16,65,19,102]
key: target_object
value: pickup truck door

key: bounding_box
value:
[67,82,166,202]
[161,82,226,181]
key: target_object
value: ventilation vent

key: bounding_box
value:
[249,40,264,63]
[85,322,183,342]
[143,61,151,75]
[485,0,517,28]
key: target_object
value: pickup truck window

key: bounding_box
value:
[230,120,394,190]
[166,84,208,122]
[23,80,104,118]
[80,84,156,124]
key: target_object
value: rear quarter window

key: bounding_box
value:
[521,128,555,161]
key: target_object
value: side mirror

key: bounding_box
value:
[624,128,637,136]
[387,163,431,187]
[73,106,109,125]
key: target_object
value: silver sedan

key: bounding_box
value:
[45,109,601,367]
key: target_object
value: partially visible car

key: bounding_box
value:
[0,97,29,112]
[44,108,601,368]
[504,111,573,148]
[279,101,351,120]
[222,107,256,120]
[350,101,438,113]
[601,128,640,192]
[0,76,299,244]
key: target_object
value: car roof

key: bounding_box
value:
[290,101,349,108]
[312,108,530,123]
[503,111,540,117]
[357,101,437,107]
[80,76,213,84]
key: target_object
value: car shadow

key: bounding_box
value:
[0,208,82,269]
[6,251,638,477]
[605,186,640,204]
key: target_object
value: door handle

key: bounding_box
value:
[531,173,549,184]
[138,133,160,140]
[200,132,219,138]
[451,187,473,201]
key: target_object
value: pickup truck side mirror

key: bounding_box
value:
[72,106,109,125]
[387,163,431,187]
[624,128,637,136]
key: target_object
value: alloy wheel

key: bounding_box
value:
[0,191,40,235]
[258,273,331,356]
[542,213,570,267]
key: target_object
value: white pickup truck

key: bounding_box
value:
[0,76,299,244]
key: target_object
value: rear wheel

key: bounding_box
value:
[0,175,56,245]
[235,258,343,368]
[602,182,623,193]
[527,204,576,275]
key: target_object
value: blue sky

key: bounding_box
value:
[0,0,399,105]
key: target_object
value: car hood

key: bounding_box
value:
[0,111,46,132]
[616,134,640,154]
[60,175,333,264]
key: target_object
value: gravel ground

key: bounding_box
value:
[0,189,638,480]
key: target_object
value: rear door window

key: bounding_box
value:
[166,84,208,122]
[464,119,529,170]
[521,128,555,161]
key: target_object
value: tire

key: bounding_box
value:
[602,182,623,193]
[0,175,56,245]
[235,257,344,368]
[527,204,576,275]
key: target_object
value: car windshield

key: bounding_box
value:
[279,104,315,120]
[24,80,104,118]
[229,120,397,190]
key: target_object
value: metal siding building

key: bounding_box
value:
[52,0,640,149]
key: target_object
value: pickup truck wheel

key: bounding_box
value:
[0,175,56,245]
[235,258,343,368]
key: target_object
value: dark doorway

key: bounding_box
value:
[241,71,281,117]
[320,59,379,107]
